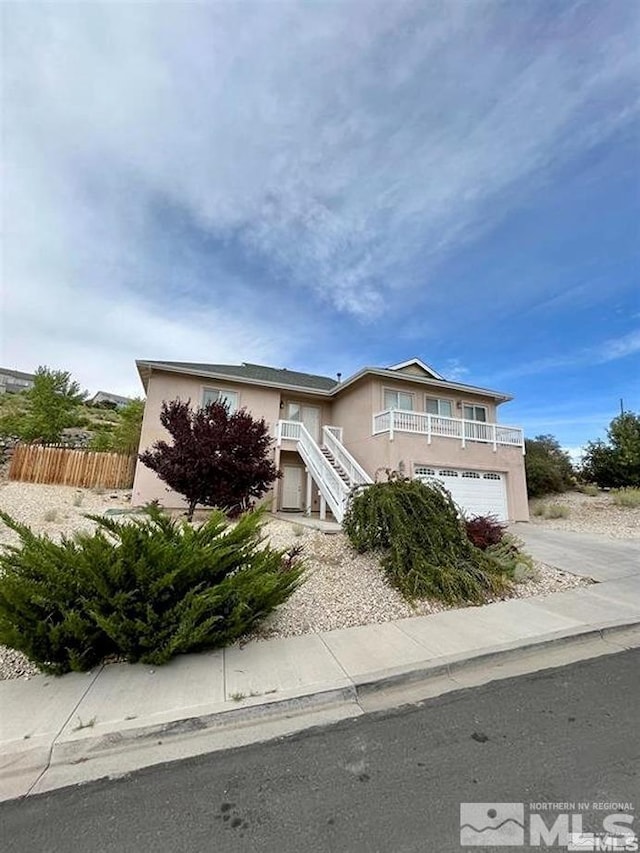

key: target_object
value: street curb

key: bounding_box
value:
[353,618,640,696]
[52,683,359,760]
[3,618,639,800]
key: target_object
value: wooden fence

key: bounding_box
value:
[8,444,136,489]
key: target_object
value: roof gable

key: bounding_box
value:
[387,358,444,380]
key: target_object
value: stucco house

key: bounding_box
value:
[132,358,528,522]
[88,391,133,409]
[133,358,529,521]
[0,368,35,394]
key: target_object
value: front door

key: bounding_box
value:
[281,465,303,510]
[287,403,321,442]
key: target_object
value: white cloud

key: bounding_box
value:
[483,328,640,384]
[598,330,640,362]
[2,1,638,386]
[443,359,469,381]
[562,446,586,466]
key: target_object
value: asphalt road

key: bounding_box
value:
[3,650,639,853]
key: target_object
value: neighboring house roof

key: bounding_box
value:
[136,359,512,403]
[0,368,35,384]
[89,391,133,407]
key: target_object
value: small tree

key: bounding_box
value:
[20,367,87,443]
[524,434,574,498]
[139,399,279,520]
[581,412,640,488]
[90,399,144,454]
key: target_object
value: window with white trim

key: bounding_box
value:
[202,388,239,412]
[414,466,436,477]
[461,471,481,478]
[483,472,502,480]
[463,404,487,422]
[425,397,453,417]
[438,469,459,477]
[384,389,414,411]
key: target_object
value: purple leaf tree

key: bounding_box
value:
[139,399,280,521]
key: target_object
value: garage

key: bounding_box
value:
[414,466,508,521]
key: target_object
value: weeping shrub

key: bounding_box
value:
[343,476,513,604]
[0,506,303,674]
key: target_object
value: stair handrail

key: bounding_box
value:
[295,422,349,522]
[322,426,373,487]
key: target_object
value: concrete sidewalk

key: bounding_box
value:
[2,574,639,802]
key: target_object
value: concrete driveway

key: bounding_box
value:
[511,524,640,582]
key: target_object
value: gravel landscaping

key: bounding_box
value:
[528,490,640,539]
[0,482,610,681]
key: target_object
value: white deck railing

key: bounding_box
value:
[372,409,525,452]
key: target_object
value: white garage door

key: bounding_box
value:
[415,466,508,521]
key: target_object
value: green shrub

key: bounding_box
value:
[89,430,114,452]
[545,504,570,519]
[525,435,574,498]
[343,476,512,605]
[612,488,640,508]
[0,506,303,674]
[578,484,599,497]
[531,503,546,517]
[486,534,536,582]
[581,412,640,488]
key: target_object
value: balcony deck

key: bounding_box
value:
[372,409,524,452]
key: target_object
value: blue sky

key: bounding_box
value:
[3,1,639,457]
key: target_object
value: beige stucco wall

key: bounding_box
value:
[132,370,283,507]
[331,377,528,521]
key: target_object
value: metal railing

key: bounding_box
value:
[372,410,524,452]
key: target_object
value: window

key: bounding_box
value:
[463,404,487,422]
[461,471,481,479]
[438,469,459,477]
[286,403,321,441]
[202,388,239,412]
[425,397,453,418]
[384,389,414,411]
[483,472,502,480]
[414,466,436,477]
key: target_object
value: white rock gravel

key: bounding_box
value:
[2,483,620,681]
[529,490,640,539]
[254,521,588,640]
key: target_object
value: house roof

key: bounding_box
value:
[137,361,338,392]
[90,391,133,406]
[334,367,513,403]
[136,359,512,402]
[387,358,445,380]
[0,368,35,383]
